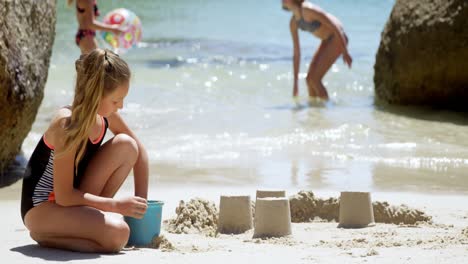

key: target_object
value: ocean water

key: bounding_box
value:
[21,0,468,194]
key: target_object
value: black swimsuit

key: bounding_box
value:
[296,9,322,33]
[20,116,108,221]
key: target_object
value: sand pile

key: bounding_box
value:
[373,201,431,225]
[289,191,339,222]
[150,235,176,251]
[289,191,432,225]
[166,198,218,237]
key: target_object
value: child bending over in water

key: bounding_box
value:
[21,49,149,253]
[283,0,352,102]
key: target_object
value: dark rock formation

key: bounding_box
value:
[0,0,56,187]
[374,0,468,110]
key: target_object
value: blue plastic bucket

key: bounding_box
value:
[124,200,164,246]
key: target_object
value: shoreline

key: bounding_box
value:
[3,178,468,201]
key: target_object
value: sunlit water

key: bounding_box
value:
[17,0,468,195]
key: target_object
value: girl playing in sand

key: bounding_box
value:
[68,0,125,54]
[21,49,149,253]
[282,0,352,101]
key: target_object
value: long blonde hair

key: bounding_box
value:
[64,49,130,174]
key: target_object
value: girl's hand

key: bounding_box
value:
[342,51,352,68]
[110,25,126,35]
[114,196,147,219]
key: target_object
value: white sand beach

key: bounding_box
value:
[2,182,467,264]
[2,1,468,263]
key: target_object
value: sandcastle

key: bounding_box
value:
[216,190,292,237]
[338,191,375,228]
[217,195,253,234]
[256,190,286,199]
[253,190,291,238]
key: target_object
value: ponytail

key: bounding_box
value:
[61,49,130,175]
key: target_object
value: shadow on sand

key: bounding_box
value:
[375,102,468,126]
[9,244,118,262]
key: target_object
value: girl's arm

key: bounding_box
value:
[107,112,149,199]
[78,0,124,34]
[49,110,145,218]
[290,17,301,97]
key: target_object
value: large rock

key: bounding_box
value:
[374,0,468,110]
[0,0,56,187]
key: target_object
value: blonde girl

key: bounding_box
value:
[21,49,149,253]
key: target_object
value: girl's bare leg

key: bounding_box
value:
[25,203,129,253]
[306,35,343,100]
[79,134,139,198]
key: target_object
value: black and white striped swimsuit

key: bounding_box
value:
[21,116,108,221]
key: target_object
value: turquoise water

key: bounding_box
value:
[22,0,468,194]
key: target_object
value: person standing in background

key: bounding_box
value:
[283,0,352,102]
[69,0,125,54]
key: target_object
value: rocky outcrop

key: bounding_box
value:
[0,0,56,187]
[374,0,468,110]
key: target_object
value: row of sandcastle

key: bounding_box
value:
[218,190,377,238]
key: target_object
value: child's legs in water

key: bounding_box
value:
[79,35,98,54]
[23,134,139,253]
[306,34,343,100]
